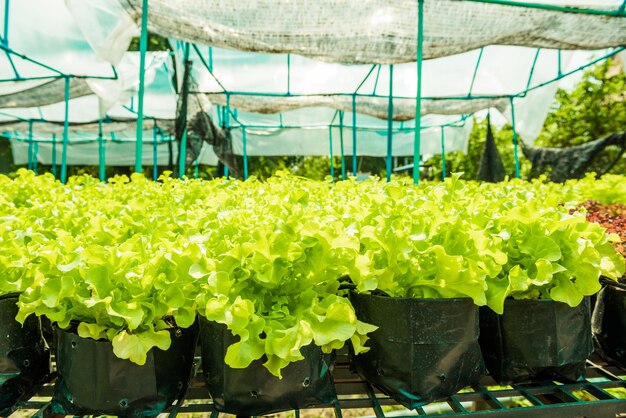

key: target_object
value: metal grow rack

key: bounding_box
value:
[10,351,626,418]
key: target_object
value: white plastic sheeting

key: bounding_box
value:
[178,42,614,145]
[230,121,473,157]
[10,137,218,166]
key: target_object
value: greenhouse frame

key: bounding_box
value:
[2,0,626,417]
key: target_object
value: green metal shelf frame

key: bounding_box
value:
[9,354,626,418]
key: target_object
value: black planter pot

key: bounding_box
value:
[51,321,199,417]
[349,292,486,409]
[592,285,626,367]
[199,316,337,416]
[479,298,592,384]
[0,293,51,416]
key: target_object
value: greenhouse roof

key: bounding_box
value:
[0,0,625,181]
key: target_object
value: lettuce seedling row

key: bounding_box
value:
[1,170,625,416]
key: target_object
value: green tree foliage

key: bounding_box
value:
[127,34,170,52]
[424,57,625,181]
[534,58,626,176]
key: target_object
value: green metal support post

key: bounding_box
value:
[352,95,357,176]
[179,128,187,178]
[98,119,106,182]
[51,133,57,178]
[27,120,33,170]
[510,97,521,178]
[152,123,158,181]
[243,127,249,180]
[339,111,346,180]
[386,65,394,182]
[135,0,149,174]
[440,126,447,180]
[32,140,38,174]
[467,48,484,97]
[60,76,70,183]
[329,125,335,181]
[414,0,424,184]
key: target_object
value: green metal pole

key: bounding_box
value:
[464,0,622,16]
[242,127,249,180]
[33,141,38,174]
[440,126,447,180]
[224,94,230,178]
[352,95,357,176]
[510,97,521,178]
[414,0,424,184]
[386,65,394,182]
[557,49,562,77]
[51,133,57,178]
[179,128,187,178]
[3,0,9,45]
[27,120,33,170]
[339,111,346,180]
[152,123,158,181]
[98,119,106,182]
[525,49,541,91]
[467,48,484,97]
[329,126,335,182]
[60,76,70,183]
[134,0,149,174]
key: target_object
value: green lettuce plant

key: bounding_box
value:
[2,169,625,369]
[193,174,377,378]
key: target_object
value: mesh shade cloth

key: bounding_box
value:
[0,118,174,135]
[110,0,626,64]
[205,93,509,121]
[0,78,93,108]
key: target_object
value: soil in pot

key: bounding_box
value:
[349,292,486,409]
[51,321,199,417]
[199,316,337,416]
[479,298,592,384]
[0,294,52,416]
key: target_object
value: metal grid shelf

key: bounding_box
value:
[11,354,626,418]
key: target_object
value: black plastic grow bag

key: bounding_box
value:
[51,321,199,417]
[592,285,626,368]
[349,292,485,409]
[0,293,51,416]
[479,298,592,384]
[199,316,337,416]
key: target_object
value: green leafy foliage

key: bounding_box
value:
[425,58,626,181]
[536,58,626,176]
[0,169,624,373]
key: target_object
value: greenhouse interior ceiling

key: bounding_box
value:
[0,0,625,183]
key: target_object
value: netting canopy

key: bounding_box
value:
[1,0,625,181]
